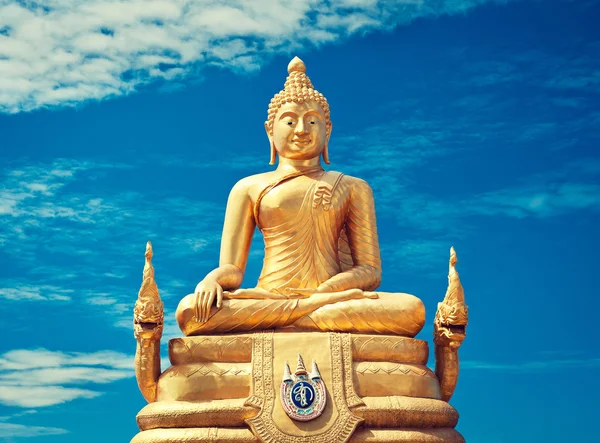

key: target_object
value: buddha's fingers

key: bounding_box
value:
[216,286,223,309]
[363,291,379,299]
[336,288,363,298]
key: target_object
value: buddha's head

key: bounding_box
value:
[265,57,332,165]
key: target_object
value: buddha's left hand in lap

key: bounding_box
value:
[285,287,379,300]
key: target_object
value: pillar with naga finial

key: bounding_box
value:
[133,241,164,403]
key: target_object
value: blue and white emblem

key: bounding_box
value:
[280,354,326,421]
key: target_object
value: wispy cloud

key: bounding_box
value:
[0,423,68,439]
[469,181,600,218]
[462,357,600,372]
[337,107,600,226]
[380,239,457,277]
[0,284,72,302]
[336,103,600,269]
[0,157,226,342]
[0,158,222,271]
[0,349,133,408]
[0,0,507,113]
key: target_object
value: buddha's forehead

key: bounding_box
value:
[276,100,325,118]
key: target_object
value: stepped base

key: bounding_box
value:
[132,427,464,443]
[132,332,463,443]
[137,397,459,431]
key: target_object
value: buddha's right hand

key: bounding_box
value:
[193,279,223,323]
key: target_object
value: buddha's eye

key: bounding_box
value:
[309,120,316,124]
[286,121,294,126]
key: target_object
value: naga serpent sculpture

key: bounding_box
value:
[133,242,163,403]
[434,247,469,402]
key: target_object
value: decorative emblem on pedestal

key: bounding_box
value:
[280,354,327,421]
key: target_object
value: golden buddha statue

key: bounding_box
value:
[175,56,425,338]
[131,57,469,443]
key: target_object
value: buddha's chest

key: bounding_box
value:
[257,175,348,230]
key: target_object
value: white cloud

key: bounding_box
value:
[0,349,133,371]
[1,367,130,386]
[0,423,68,438]
[0,0,505,113]
[461,357,600,372]
[0,348,134,408]
[0,386,101,408]
[0,284,73,302]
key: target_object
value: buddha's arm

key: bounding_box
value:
[188,179,256,323]
[203,178,256,289]
[318,178,382,292]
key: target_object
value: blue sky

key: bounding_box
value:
[1,0,599,441]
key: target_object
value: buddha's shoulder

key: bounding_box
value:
[229,171,279,196]
[335,172,374,193]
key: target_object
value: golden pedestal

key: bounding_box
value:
[131,332,464,443]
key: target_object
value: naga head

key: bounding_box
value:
[433,247,468,350]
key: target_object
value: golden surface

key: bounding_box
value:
[132,427,464,443]
[353,362,440,399]
[153,333,441,403]
[351,335,429,364]
[168,333,429,365]
[169,336,253,364]
[157,363,252,402]
[136,396,459,431]
[131,428,257,443]
[131,57,469,442]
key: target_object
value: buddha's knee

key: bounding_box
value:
[378,292,426,327]
[176,293,196,334]
[410,296,426,329]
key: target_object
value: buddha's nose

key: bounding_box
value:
[295,120,308,134]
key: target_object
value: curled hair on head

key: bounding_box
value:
[266,57,332,163]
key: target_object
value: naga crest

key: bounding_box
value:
[433,247,468,350]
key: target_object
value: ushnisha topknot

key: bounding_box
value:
[266,56,332,140]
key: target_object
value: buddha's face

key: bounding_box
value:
[267,100,329,161]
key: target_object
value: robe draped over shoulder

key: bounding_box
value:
[256,170,382,293]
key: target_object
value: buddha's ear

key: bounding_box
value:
[323,123,332,165]
[265,121,276,165]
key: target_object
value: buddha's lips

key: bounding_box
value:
[293,138,311,144]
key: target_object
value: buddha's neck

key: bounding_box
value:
[277,157,323,173]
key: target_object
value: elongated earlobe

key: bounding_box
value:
[322,144,330,164]
[269,140,277,165]
[323,125,332,164]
